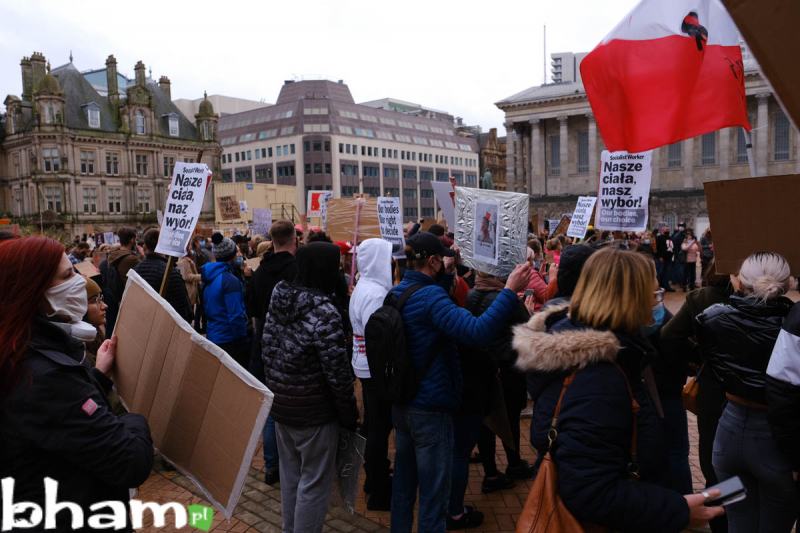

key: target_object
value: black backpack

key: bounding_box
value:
[364,284,435,404]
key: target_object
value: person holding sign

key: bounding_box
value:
[0,237,154,531]
[132,229,192,323]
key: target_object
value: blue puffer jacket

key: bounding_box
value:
[391,269,518,412]
[513,304,689,532]
[202,261,248,345]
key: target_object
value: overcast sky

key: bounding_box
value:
[0,0,639,133]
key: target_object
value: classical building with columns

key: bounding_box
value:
[496,51,799,231]
[0,51,220,235]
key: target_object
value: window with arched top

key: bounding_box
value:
[201,121,211,140]
[135,110,145,135]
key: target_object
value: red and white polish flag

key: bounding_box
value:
[580,0,751,154]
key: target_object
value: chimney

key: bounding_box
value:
[30,52,46,93]
[20,56,32,100]
[134,61,146,87]
[158,76,171,100]
[105,55,118,97]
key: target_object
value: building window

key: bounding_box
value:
[774,108,790,161]
[436,171,449,182]
[255,166,272,183]
[667,142,682,167]
[324,141,330,152]
[201,121,211,140]
[108,187,122,214]
[137,189,151,214]
[106,152,119,175]
[736,128,748,163]
[548,135,560,176]
[421,189,434,198]
[168,116,179,137]
[701,133,716,165]
[313,163,323,174]
[364,165,379,178]
[42,148,60,173]
[384,187,399,197]
[135,154,148,176]
[44,104,55,125]
[403,188,418,200]
[87,107,100,128]
[44,186,62,212]
[235,168,252,182]
[313,142,322,152]
[384,167,399,179]
[221,169,232,183]
[161,156,174,177]
[82,187,98,214]
[80,151,95,175]
[403,207,418,219]
[577,131,589,173]
[338,143,344,153]
[135,110,145,135]
[341,164,359,177]
[403,169,417,180]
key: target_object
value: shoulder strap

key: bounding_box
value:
[612,362,641,479]
[545,371,576,451]
[395,283,425,311]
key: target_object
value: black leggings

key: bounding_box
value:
[478,368,528,476]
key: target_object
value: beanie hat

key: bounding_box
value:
[556,244,596,298]
[211,232,237,262]
[84,276,102,301]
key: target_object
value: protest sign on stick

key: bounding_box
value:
[307,190,332,218]
[551,215,572,237]
[326,197,380,243]
[155,162,211,258]
[377,197,405,257]
[566,196,597,240]
[596,150,652,232]
[432,181,456,230]
[113,270,272,518]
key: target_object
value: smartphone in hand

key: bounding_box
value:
[704,476,746,507]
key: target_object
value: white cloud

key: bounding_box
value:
[0,0,639,132]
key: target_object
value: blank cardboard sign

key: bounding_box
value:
[113,271,272,518]
[704,174,800,275]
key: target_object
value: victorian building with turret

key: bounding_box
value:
[0,51,220,234]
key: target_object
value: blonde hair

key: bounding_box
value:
[570,247,655,334]
[737,252,791,301]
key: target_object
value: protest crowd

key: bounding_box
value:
[1,212,799,533]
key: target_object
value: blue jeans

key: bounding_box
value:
[712,402,799,533]
[448,414,482,517]
[263,415,278,470]
[391,406,453,533]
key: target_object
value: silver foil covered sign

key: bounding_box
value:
[454,187,529,277]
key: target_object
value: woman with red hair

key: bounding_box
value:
[0,236,153,531]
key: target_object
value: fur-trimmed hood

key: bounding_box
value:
[513,304,620,372]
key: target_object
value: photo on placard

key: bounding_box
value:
[473,201,500,265]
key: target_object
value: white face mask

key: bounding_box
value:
[45,274,88,323]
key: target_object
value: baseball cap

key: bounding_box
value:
[407,231,456,259]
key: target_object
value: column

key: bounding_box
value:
[504,122,516,192]
[651,147,661,191]
[756,93,769,176]
[514,127,524,192]
[379,163,385,196]
[682,137,694,188]
[558,115,569,195]
[358,160,364,194]
[719,127,731,178]
[521,127,530,194]
[587,114,598,178]
[529,119,543,196]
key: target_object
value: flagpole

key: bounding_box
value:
[743,128,757,177]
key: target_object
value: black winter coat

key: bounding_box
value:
[132,254,193,322]
[766,302,800,470]
[696,295,793,404]
[0,317,153,531]
[252,251,297,322]
[261,281,358,428]
[513,305,688,532]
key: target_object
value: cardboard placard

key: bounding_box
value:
[307,190,331,219]
[551,215,572,237]
[113,270,272,518]
[217,195,240,221]
[74,259,100,278]
[530,214,539,235]
[723,0,800,130]
[704,174,800,275]
[156,162,212,258]
[325,197,381,243]
[195,227,214,238]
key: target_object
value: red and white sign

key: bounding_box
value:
[580,0,750,154]
[307,190,331,219]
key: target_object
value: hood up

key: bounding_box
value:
[513,304,620,373]
[269,280,326,324]
[356,238,393,290]
[202,261,230,284]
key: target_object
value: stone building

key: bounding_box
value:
[0,51,221,235]
[477,127,507,190]
[496,50,800,231]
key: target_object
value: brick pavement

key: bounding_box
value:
[137,290,767,532]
